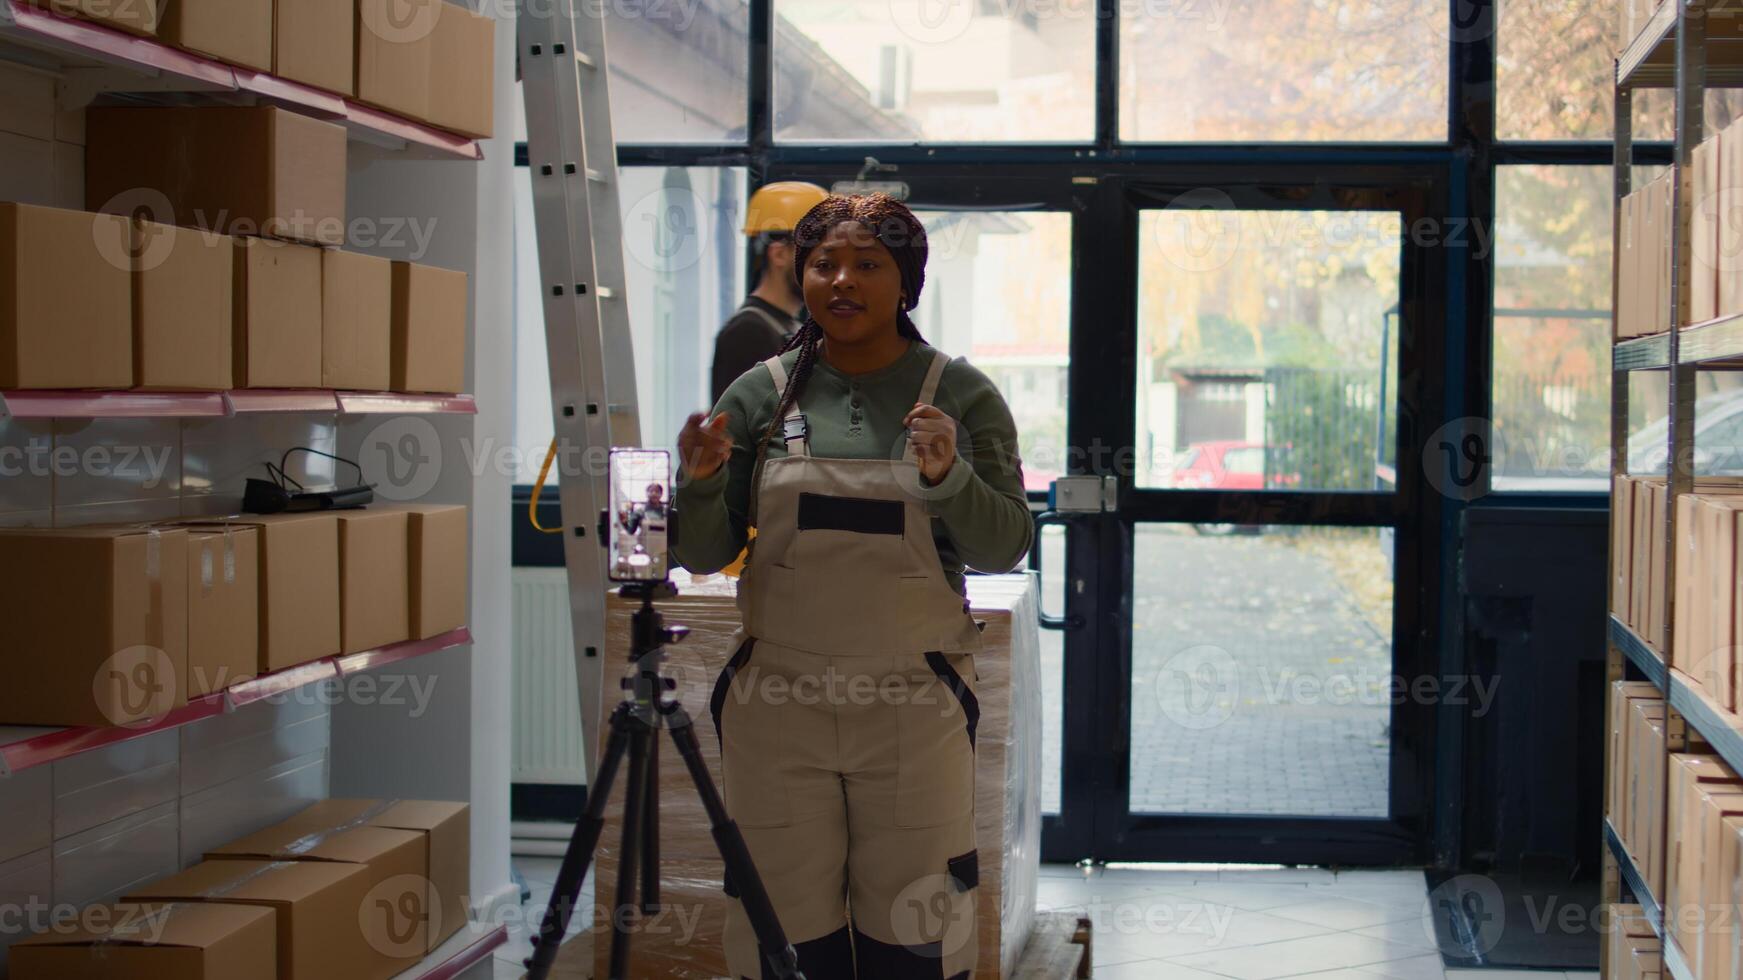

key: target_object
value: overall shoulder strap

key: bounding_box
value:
[917,349,951,406]
[761,356,808,458]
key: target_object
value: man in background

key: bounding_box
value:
[709,181,829,403]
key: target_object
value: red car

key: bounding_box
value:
[1162,441,1297,534]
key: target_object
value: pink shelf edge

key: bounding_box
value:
[338,392,479,415]
[5,2,482,159]
[407,924,509,980]
[2,629,472,775]
[337,628,475,678]
[0,390,229,419]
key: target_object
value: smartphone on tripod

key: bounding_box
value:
[607,448,670,584]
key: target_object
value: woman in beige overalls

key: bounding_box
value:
[675,194,1032,979]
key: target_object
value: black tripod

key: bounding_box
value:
[524,580,806,980]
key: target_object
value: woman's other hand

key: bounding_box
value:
[904,402,958,485]
[679,411,734,481]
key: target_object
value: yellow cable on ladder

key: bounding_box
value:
[530,438,563,534]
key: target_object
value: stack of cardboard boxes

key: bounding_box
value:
[0,504,469,729]
[0,105,468,394]
[25,0,493,139]
[1610,475,1743,702]
[1612,682,1668,902]
[1611,905,1663,980]
[8,798,470,980]
[1617,171,1673,340]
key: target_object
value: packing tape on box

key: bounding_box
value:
[88,902,192,959]
[282,799,401,856]
[144,527,163,654]
[197,526,239,597]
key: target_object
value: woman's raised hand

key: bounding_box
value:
[679,411,733,481]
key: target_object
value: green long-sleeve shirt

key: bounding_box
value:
[673,339,1033,597]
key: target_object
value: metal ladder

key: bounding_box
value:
[517,0,642,785]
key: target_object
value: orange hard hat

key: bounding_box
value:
[743,182,829,236]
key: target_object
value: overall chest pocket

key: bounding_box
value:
[763,493,908,657]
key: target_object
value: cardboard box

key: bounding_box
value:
[10,902,275,979]
[427,1,495,138]
[322,250,392,390]
[1678,492,1701,672]
[1655,173,1673,335]
[337,509,409,654]
[1695,135,1722,325]
[1621,189,1639,340]
[207,822,428,973]
[1715,499,1743,710]
[234,237,323,389]
[398,503,468,639]
[1615,475,1635,619]
[186,527,259,698]
[1718,816,1743,980]
[157,0,271,70]
[24,0,158,36]
[1695,787,1743,978]
[1611,908,1654,980]
[134,219,232,390]
[1651,480,1668,652]
[188,514,338,673]
[276,0,355,95]
[0,202,132,389]
[1724,121,1743,320]
[125,860,378,980]
[86,106,347,247]
[356,0,438,120]
[1668,754,1739,965]
[0,527,188,727]
[274,799,470,952]
[1612,682,1662,834]
[1631,701,1668,894]
[390,261,467,394]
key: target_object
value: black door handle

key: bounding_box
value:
[1029,510,1086,631]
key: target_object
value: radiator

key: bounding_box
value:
[511,567,589,785]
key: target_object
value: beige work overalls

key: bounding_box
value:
[710,349,985,980]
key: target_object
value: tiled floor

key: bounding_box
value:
[490,858,1598,979]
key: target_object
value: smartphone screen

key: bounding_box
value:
[608,449,670,582]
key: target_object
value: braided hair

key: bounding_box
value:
[748,193,929,523]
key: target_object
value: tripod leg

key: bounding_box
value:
[524,701,636,980]
[664,708,807,980]
[642,732,660,914]
[608,719,652,980]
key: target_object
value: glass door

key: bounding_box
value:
[1065,176,1444,866]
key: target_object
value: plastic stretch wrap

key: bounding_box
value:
[571,570,1042,978]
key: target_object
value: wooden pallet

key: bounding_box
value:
[1012,911,1094,979]
[534,909,1094,979]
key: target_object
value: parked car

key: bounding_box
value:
[1159,441,1299,534]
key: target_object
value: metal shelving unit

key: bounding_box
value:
[1605,818,1693,980]
[1607,4,1743,977]
[0,0,483,159]
[0,390,479,420]
[0,628,473,776]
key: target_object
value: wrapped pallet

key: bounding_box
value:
[566,569,1042,978]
